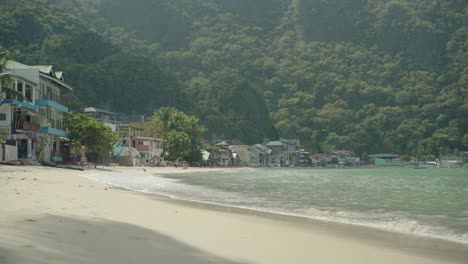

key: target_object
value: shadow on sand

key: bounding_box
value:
[0,214,249,264]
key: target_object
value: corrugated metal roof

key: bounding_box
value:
[82,107,116,115]
[369,154,399,158]
[133,137,162,141]
[5,61,40,85]
[266,141,285,146]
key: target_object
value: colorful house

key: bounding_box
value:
[126,137,163,166]
[0,61,74,163]
[369,154,411,166]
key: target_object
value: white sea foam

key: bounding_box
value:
[295,207,468,244]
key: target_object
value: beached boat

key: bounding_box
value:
[440,157,463,167]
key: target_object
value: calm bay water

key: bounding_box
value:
[86,167,468,244]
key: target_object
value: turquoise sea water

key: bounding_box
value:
[86,167,468,244]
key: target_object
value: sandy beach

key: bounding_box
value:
[1,166,467,264]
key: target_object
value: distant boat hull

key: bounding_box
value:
[440,157,463,168]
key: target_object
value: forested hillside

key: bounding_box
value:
[1,0,466,158]
[0,0,187,113]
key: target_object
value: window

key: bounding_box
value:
[41,84,45,98]
[0,114,6,121]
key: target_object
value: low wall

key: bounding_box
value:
[1,144,18,161]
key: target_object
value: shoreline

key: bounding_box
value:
[102,178,468,261]
[1,166,468,264]
[106,180,468,248]
[88,166,468,246]
[132,187,468,247]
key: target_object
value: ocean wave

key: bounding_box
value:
[82,171,468,245]
[294,207,468,245]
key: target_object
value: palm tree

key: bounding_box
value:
[0,46,17,91]
[0,47,10,90]
[152,107,177,157]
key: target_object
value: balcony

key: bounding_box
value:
[39,126,69,137]
[23,122,41,131]
[1,98,37,112]
[12,121,41,133]
[35,99,68,112]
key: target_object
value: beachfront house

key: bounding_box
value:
[112,124,143,166]
[332,150,360,166]
[282,139,301,167]
[117,123,144,139]
[266,140,285,167]
[369,154,411,166]
[297,149,311,167]
[310,153,333,167]
[264,139,301,167]
[81,107,119,132]
[266,140,288,167]
[228,145,250,166]
[0,61,74,163]
[206,140,231,167]
[0,64,39,161]
[128,137,163,166]
[211,146,232,167]
[248,144,269,167]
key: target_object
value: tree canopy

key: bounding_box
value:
[144,107,206,162]
[67,113,116,154]
[1,0,466,158]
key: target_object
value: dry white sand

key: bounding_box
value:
[0,165,467,264]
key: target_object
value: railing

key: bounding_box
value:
[1,90,67,106]
[39,126,69,137]
[12,121,41,132]
[39,93,65,105]
[1,98,37,112]
[22,122,41,131]
[2,88,27,102]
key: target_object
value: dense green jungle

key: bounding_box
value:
[0,0,466,158]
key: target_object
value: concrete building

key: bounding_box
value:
[126,137,163,166]
[0,61,74,163]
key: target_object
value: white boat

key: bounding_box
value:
[440,157,463,167]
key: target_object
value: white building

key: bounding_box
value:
[0,61,74,162]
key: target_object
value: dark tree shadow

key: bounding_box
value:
[0,214,249,264]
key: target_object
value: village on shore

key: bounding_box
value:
[0,60,467,169]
